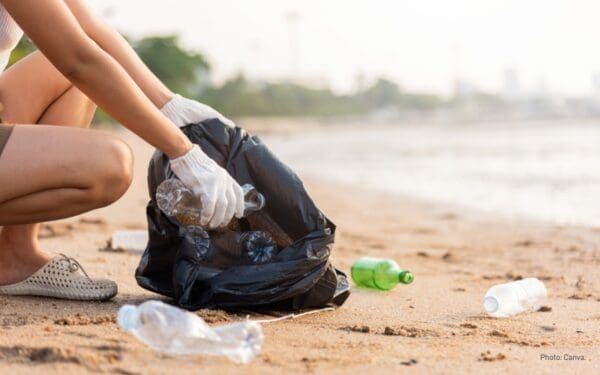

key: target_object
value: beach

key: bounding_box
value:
[0,124,598,374]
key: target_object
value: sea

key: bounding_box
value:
[264,120,600,227]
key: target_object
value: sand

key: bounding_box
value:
[0,128,598,374]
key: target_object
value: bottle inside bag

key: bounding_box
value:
[157,178,281,265]
[242,231,277,264]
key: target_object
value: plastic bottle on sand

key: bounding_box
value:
[351,257,414,290]
[482,278,547,317]
[118,300,263,364]
[110,230,148,254]
[156,178,265,227]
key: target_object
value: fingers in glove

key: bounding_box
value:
[208,181,229,229]
[222,179,237,226]
[200,185,219,227]
[233,180,245,218]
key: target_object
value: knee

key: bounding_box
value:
[89,137,134,207]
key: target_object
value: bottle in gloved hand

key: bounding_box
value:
[118,300,263,364]
[156,178,265,227]
[351,257,414,290]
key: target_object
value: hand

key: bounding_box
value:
[160,94,235,128]
[169,145,244,228]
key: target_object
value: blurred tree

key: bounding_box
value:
[95,34,212,124]
[5,34,455,121]
[358,78,402,109]
[201,74,361,117]
[133,35,210,98]
[400,93,444,110]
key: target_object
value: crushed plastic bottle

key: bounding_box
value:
[351,257,414,290]
[156,178,265,227]
[242,231,277,263]
[482,278,547,317]
[117,300,263,364]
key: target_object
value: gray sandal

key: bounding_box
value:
[0,254,117,301]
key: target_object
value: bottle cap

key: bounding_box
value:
[117,305,139,331]
[399,271,414,284]
[242,184,266,214]
[483,296,499,314]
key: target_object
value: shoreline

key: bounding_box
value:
[0,129,597,374]
[258,120,600,229]
[237,116,600,134]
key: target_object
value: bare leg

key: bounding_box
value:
[38,85,97,127]
[0,86,99,282]
[0,51,118,285]
[0,125,132,284]
[0,225,46,286]
[0,51,72,124]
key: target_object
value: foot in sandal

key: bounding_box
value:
[0,224,117,301]
[0,254,117,301]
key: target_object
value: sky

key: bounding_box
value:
[88,0,600,96]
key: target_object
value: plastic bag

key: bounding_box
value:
[135,119,351,310]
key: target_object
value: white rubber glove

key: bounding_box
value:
[161,94,235,128]
[169,145,244,228]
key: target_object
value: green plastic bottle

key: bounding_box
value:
[351,257,414,290]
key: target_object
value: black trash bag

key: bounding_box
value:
[135,119,351,310]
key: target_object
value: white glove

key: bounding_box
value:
[169,145,244,229]
[161,94,235,128]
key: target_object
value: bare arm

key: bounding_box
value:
[0,0,191,158]
[64,0,173,108]
[63,1,236,129]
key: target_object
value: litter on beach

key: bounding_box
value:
[109,230,149,254]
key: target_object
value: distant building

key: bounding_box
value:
[591,72,600,100]
[585,72,600,115]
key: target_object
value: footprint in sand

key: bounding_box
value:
[340,325,370,333]
[54,313,115,326]
[0,345,123,369]
[505,339,550,347]
[38,223,76,239]
[79,217,107,225]
[479,351,506,361]
[383,325,440,338]
[489,330,509,338]
[400,358,418,366]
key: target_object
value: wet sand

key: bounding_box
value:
[0,129,598,374]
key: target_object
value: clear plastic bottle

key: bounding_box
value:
[351,257,414,290]
[482,278,547,317]
[156,178,266,227]
[117,300,263,364]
